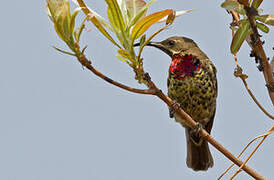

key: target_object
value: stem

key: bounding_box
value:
[73,52,266,179]
[230,135,268,179]
[233,3,274,105]
[241,77,274,119]
[230,10,274,116]
[233,56,273,119]
[219,126,273,179]
[62,1,267,178]
[153,90,266,180]
[76,55,156,95]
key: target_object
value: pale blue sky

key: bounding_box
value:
[0,0,273,180]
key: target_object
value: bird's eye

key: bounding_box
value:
[167,40,175,46]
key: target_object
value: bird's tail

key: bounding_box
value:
[185,128,214,171]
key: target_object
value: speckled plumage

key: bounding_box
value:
[168,55,217,128]
[146,36,217,171]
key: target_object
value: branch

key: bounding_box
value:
[155,90,266,180]
[246,11,274,106]
[239,76,274,119]
[233,58,274,119]
[65,0,266,178]
[234,2,274,105]
[229,10,274,119]
[218,126,274,180]
[76,54,156,95]
[230,126,273,179]
[74,52,266,179]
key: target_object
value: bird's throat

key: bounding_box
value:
[169,54,201,80]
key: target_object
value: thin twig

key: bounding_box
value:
[145,82,266,180]
[69,1,266,178]
[229,11,274,119]
[233,56,274,119]
[233,3,274,105]
[230,137,266,179]
[229,126,274,179]
[240,78,274,119]
[76,53,265,179]
[218,126,274,179]
[76,55,156,95]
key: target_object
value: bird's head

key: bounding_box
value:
[135,36,198,57]
[134,36,201,79]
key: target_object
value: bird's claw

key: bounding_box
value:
[194,122,203,136]
[169,101,180,118]
[190,122,203,145]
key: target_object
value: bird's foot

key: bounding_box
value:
[169,101,180,118]
[190,122,203,146]
[194,122,203,136]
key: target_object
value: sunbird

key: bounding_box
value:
[139,36,217,171]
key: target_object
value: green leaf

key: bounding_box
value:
[230,26,238,31]
[88,14,121,48]
[105,0,125,32]
[256,14,274,26]
[54,23,66,42]
[75,16,87,43]
[117,49,134,62]
[55,7,69,41]
[48,0,73,43]
[120,0,129,25]
[115,54,131,64]
[53,46,76,56]
[46,5,54,22]
[127,0,156,28]
[47,0,66,19]
[58,1,72,40]
[230,20,250,54]
[256,22,269,33]
[139,34,146,47]
[251,0,263,8]
[131,9,173,40]
[107,7,119,31]
[126,0,146,18]
[221,0,245,15]
[74,0,114,32]
[70,7,81,35]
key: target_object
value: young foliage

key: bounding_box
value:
[221,0,245,15]
[230,20,250,54]
[72,0,190,67]
[46,0,86,54]
[131,9,173,40]
[47,0,192,84]
[221,0,273,54]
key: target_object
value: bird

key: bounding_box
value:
[141,36,218,171]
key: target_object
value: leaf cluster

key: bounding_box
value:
[221,0,274,54]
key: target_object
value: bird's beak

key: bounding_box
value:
[134,41,173,57]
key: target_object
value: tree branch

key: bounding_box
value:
[246,10,274,106]
[233,57,274,119]
[230,126,273,179]
[66,0,266,178]
[75,53,266,179]
[218,126,273,180]
[154,90,266,180]
[229,9,274,117]
[76,55,156,95]
[234,2,274,105]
